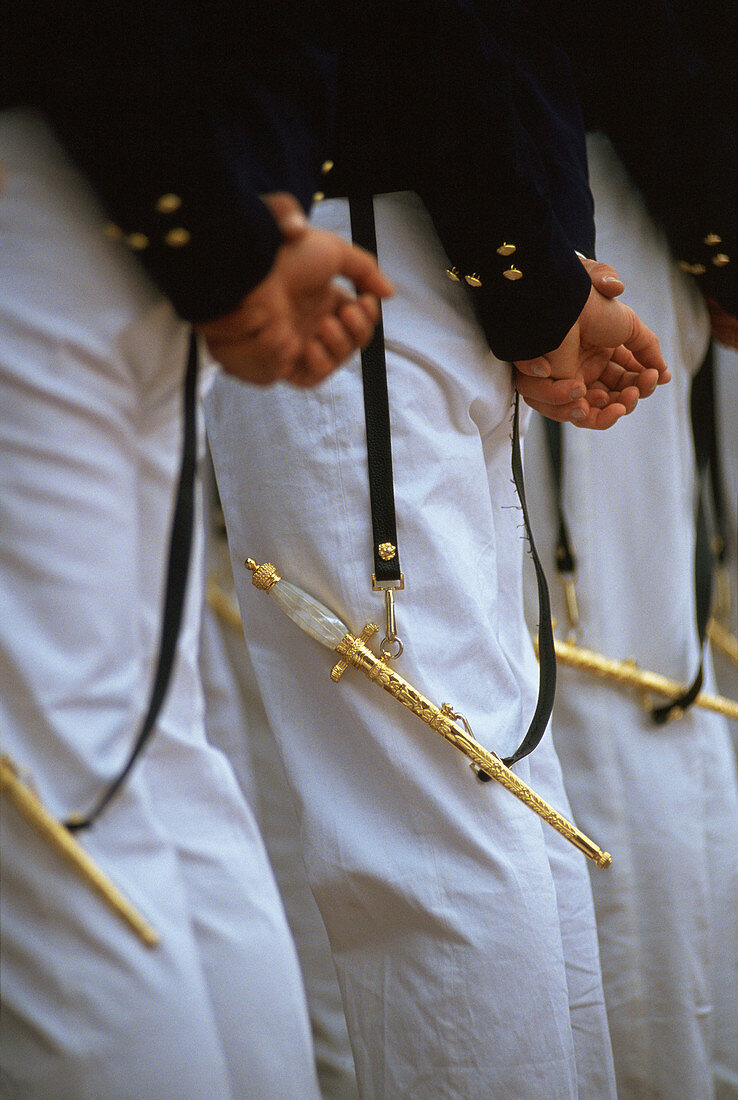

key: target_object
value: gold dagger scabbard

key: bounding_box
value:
[1,756,160,947]
[538,637,738,721]
[332,628,611,868]
[246,559,611,869]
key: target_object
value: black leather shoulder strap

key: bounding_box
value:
[349,194,555,767]
[67,332,199,830]
[349,195,403,586]
[651,342,719,722]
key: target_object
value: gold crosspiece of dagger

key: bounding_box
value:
[246,559,611,869]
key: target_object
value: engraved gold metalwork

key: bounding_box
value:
[535,636,738,720]
[445,267,461,283]
[329,629,611,868]
[503,266,523,281]
[331,623,380,682]
[378,542,396,561]
[497,242,516,256]
[1,757,160,947]
[465,273,483,287]
[245,558,281,592]
[247,559,612,867]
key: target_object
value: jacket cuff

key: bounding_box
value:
[438,206,592,362]
[476,244,591,363]
[101,187,283,325]
[145,198,282,324]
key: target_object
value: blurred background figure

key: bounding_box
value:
[523,2,738,1095]
[1,5,391,1095]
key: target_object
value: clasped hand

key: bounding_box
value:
[196,193,394,387]
[515,257,671,429]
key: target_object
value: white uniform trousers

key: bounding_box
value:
[200,500,360,1098]
[0,110,320,1100]
[205,191,616,1098]
[523,132,738,1099]
[711,341,738,755]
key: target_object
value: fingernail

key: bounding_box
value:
[570,384,586,400]
[603,276,623,284]
[570,408,587,422]
[527,359,549,377]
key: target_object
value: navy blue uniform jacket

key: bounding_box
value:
[4,1,597,360]
[2,1,338,323]
[324,1,595,361]
[530,0,737,317]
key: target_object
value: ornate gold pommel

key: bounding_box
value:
[378,542,396,561]
[245,559,281,592]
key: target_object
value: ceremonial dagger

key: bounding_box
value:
[536,636,738,721]
[246,559,611,869]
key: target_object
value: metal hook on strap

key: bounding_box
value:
[372,573,404,661]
